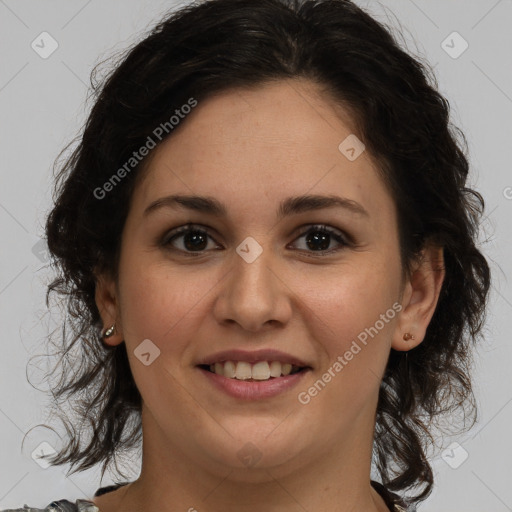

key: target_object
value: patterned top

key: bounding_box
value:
[1,480,415,511]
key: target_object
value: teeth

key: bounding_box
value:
[269,361,281,378]
[281,363,292,376]
[252,361,270,380]
[207,360,301,380]
[223,361,236,378]
[235,361,252,380]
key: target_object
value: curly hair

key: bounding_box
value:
[40,0,491,506]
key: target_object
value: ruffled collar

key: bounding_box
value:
[83,479,414,512]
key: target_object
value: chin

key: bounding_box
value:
[195,426,307,480]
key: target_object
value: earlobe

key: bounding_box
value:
[392,244,445,352]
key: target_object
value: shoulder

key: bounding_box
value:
[0,499,99,512]
[371,480,417,512]
[0,481,132,512]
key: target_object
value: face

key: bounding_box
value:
[102,78,408,480]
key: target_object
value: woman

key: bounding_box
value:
[2,0,490,511]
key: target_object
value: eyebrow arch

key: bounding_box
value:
[143,193,369,219]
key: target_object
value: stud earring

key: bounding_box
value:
[403,332,415,341]
[103,324,116,339]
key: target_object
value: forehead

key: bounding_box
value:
[131,79,395,225]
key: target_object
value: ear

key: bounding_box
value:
[94,268,124,347]
[392,243,445,351]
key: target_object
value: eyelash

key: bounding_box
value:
[161,223,351,257]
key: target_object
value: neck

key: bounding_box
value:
[102,406,391,512]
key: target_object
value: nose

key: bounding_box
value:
[212,244,293,333]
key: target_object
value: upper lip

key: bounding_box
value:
[197,349,311,368]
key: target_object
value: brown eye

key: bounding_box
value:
[289,225,350,255]
[161,223,350,257]
[162,224,221,254]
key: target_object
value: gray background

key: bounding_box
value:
[0,0,511,510]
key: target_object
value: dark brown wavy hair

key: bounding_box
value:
[38,0,491,506]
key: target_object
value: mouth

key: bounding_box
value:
[195,349,313,399]
[198,360,308,381]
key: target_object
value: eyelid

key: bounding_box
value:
[289,223,350,243]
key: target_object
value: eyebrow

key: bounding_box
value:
[143,193,369,219]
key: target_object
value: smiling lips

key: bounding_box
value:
[197,348,311,382]
[207,360,302,381]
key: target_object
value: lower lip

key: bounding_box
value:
[198,367,310,400]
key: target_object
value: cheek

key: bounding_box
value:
[116,258,211,407]
[294,258,400,412]
[298,257,399,351]
[117,255,218,352]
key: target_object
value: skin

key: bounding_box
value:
[93,78,445,512]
